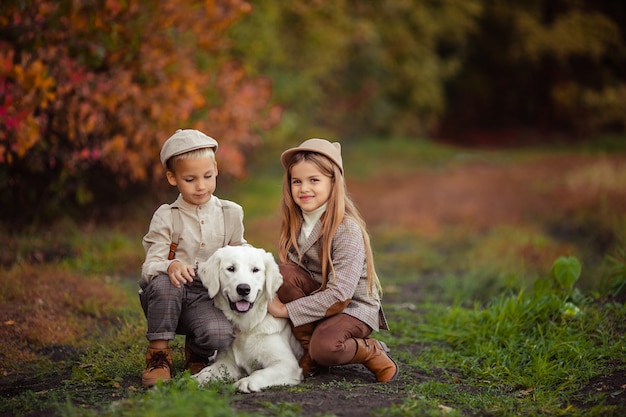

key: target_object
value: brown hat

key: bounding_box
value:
[280,138,343,174]
[160,129,218,168]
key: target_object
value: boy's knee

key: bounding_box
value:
[146,275,179,296]
[193,331,234,355]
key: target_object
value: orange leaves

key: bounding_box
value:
[0,47,56,162]
[1,0,275,223]
[202,61,281,178]
[13,60,56,108]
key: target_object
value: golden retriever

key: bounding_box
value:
[193,246,303,393]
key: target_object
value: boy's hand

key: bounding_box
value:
[167,261,195,288]
[267,296,289,319]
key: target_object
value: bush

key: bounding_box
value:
[0,0,279,225]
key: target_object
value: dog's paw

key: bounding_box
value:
[234,376,264,393]
[193,362,237,387]
[191,365,219,386]
[192,368,212,386]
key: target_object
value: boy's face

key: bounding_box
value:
[166,157,218,206]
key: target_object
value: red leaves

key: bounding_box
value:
[1,0,275,218]
[204,61,281,178]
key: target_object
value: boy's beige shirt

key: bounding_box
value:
[140,194,246,286]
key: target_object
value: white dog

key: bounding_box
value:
[193,245,303,393]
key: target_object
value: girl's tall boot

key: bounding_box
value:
[291,322,323,377]
[348,338,398,383]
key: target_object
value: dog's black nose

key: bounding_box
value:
[236,284,251,296]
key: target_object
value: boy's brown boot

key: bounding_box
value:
[349,338,398,383]
[142,347,173,387]
[183,336,209,375]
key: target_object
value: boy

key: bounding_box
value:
[139,129,247,387]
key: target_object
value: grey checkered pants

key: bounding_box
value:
[139,274,235,357]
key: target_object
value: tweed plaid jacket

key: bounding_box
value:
[285,217,389,331]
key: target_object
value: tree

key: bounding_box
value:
[442,0,626,136]
[231,0,626,140]
[0,0,279,224]
[229,0,481,139]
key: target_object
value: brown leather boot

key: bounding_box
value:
[297,351,315,376]
[142,347,173,387]
[292,323,325,377]
[349,338,398,383]
[183,336,209,375]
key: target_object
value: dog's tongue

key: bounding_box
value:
[235,300,251,312]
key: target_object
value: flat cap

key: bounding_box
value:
[280,138,343,174]
[160,129,218,168]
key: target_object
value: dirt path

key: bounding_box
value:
[250,153,626,242]
[349,154,626,235]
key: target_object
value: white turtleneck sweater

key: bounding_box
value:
[301,203,327,240]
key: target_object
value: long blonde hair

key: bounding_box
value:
[278,151,382,295]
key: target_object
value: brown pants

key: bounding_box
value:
[278,264,372,366]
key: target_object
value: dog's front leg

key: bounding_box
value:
[235,362,302,393]
[193,353,242,386]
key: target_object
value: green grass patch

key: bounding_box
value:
[60,377,240,417]
[342,137,462,177]
[384,256,626,416]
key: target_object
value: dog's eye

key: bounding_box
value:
[252,267,260,273]
[227,266,236,272]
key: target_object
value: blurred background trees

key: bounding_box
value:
[442,0,626,137]
[1,0,624,226]
[230,0,482,138]
[229,0,624,138]
[0,0,278,222]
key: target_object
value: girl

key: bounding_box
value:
[268,138,398,383]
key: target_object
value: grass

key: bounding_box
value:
[1,136,626,416]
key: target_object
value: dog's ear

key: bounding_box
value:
[197,249,222,298]
[262,250,283,297]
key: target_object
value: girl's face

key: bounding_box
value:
[166,157,218,206]
[290,160,333,213]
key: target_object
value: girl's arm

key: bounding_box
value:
[268,296,289,318]
[285,219,365,326]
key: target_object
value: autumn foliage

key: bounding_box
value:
[2,0,625,226]
[0,0,280,222]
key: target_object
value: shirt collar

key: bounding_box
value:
[172,194,217,211]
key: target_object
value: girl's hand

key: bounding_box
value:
[268,296,289,318]
[167,261,195,288]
